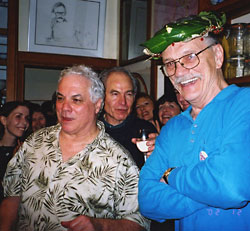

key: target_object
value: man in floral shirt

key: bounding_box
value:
[0,65,150,231]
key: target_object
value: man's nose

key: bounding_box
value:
[61,100,72,111]
[175,61,189,76]
[119,95,127,105]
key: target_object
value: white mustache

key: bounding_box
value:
[174,74,202,85]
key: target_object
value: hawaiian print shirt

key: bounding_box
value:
[3,121,150,231]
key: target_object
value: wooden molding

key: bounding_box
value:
[16,51,117,101]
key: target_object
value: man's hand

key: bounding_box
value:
[61,215,99,231]
[61,215,144,231]
[0,196,20,231]
[132,132,158,158]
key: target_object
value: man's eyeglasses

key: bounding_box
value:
[160,43,216,77]
[55,11,66,16]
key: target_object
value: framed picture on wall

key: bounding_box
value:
[28,0,106,57]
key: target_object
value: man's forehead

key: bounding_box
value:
[55,6,65,11]
[106,72,133,88]
[162,38,203,60]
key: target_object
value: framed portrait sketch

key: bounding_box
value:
[28,0,106,57]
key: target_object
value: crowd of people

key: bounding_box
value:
[0,10,249,231]
[0,65,179,230]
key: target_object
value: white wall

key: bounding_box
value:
[125,60,151,94]
[19,0,119,59]
[103,0,119,59]
[231,13,250,23]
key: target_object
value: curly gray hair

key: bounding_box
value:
[58,65,104,109]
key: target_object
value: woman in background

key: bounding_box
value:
[156,94,181,127]
[135,92,160,133]
[0,101,30,203]
[29,103,47,132]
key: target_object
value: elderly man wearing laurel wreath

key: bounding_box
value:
[138,11,250,231]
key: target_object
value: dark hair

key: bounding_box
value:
[100,67,138,94]
[156,94,179,108]
[0,101,29,118]
[20,102,47,136]
[155,94,181,124]
[29,103,47,122]
[29,102,45,113]
[41,100,57,126]
[134,92,155,111]
[0,101,30,139]
[52,2,66,15]
[135,92,155,104]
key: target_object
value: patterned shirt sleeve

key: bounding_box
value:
[3,141,28,197]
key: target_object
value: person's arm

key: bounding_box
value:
[139,131,206,221]
[168,93,250,209]
[0,196,20,231]
[61,215,144,231]
[138,138,207,222]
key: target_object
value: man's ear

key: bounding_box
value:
[213,44,224,69]
[95,98,103,115]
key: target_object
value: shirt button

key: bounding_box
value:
[190,139,195,143]
[194,124,198,128]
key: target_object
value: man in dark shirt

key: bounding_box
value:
[99,67,157,169]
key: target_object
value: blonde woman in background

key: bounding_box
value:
[135,92,160,133]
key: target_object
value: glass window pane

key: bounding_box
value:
[0,35,7,59]
[0,5,8,29]
[0,65,7,80]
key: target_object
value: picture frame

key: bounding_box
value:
[28,0,106,57]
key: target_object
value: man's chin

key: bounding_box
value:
[116,115,128,122]
[104,112,128,125]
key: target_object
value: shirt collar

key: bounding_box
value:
[102,114,131,129]
[182,84,239,120]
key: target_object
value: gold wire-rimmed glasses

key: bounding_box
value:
[160,43,216,77]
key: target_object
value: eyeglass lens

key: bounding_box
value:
[162,44,215,77]
[164,54,199,77]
